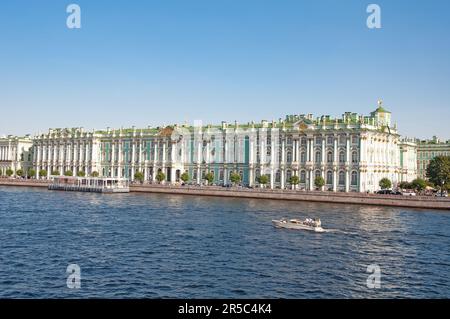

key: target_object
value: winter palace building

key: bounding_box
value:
[1,101,419,192]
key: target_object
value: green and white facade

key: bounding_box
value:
[416,136,450,179]
[28,101,418,192]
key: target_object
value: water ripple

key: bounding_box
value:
[0,186,449,298]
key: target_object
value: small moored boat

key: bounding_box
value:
[272,218,324,232]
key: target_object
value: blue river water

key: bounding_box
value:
[0,186,449,298]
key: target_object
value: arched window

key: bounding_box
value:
[326,171,333,184]
[352,151,358,163]
[315,170,321,178]
[300,152,306,163]
[300,170,306,183]
[275,170,281,183]
[315,151,321,163]
[339,151,345,163]
[327,151,333,163]
[286,170,292,181]
[339,171,345,185]
[287,151,292,163]
[351,171,358,185]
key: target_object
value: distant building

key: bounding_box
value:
[416,136,450,179]
[398,138,418,183]
[0,135,33,176]
[29,100,417,192]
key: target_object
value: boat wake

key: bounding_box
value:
[320,228,357,235]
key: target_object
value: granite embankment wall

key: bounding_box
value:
[1,179,449,210]
[131,185,450,210]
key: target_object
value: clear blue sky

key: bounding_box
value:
[1,0,449,139]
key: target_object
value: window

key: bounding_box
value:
[300,171,306,183]
[339,151,345,163]
[315,170,321,178]
[286,170,292,181]
[352,151,358,163]
[327,136,333,145]
[326,171,333,184]
[316,137,322,145]
[300,152,306,163]
[315,151,321,163]
[351,171,358,185]
[275,170,281,183]
[339,171,345,185]
[287,136,292,145]
[352,136,358,144]
[327,151,333,163]
[287,151,292,163]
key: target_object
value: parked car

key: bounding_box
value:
[435,192,448,197]
[401,191,416,196]
[376,189,394,195]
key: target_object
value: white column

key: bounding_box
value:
[345,169,350,192]
[131,140,136,180]
[306,138,310,163]
[117,141,122,178]
[346,135,350,164]
[333,169,337,192]
[110,142,115,177]
[321,137,326,164]
[334,136,338,163]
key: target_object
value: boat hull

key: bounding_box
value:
[272,220,324,232]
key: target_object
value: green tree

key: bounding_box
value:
[398,181,411,189]
[16,169,24,177]
[156,171,166,183]
[379,178,392,190]
[258,175,269,187]
[314,176,325,190]
[51,170,60,176]
[134,171,144,183]
[204,172,214,185]
[91,171,99,177]
[5,169,14,177]
[180,172,189,183]
[39,169,47,178]
[64,170,73,177]
[289,175,299,190]
[27,168,36,178]
[411,178,427,192]
[229,172,241,185]
[426,156,450,194]
[77,171,86,177]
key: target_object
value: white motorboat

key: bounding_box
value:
[272,218,324,233]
